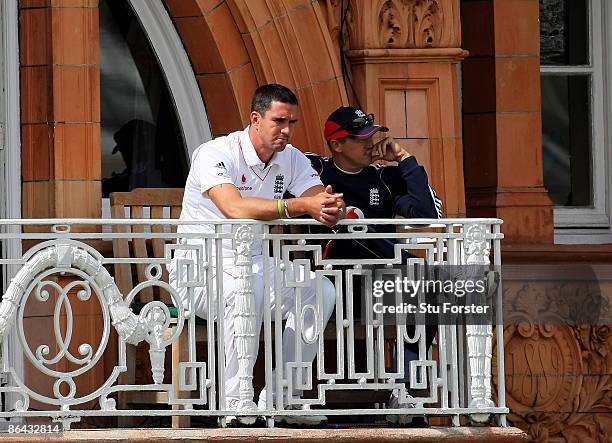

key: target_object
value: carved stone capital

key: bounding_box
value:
[464,224,491,266]
[346,48,468,64]
[319,0,462,50]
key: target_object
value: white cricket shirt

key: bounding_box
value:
[178,127,322,258]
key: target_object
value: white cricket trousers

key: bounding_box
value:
[170,254,336,401]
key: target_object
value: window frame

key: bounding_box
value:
[0,0,20,226]
[127,0,212,159]
[540,0,612,243]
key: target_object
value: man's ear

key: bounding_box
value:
[329,139,343,154]
[250,111,261,128]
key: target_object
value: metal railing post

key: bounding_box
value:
[463,223,495,423]
[233,225,258,423]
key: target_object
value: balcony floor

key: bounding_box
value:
[1,427,527,442]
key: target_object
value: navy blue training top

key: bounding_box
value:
[305,154,443,259]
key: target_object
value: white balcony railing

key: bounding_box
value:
[0,218,507,430]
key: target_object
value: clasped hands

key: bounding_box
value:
[310,185,345,228]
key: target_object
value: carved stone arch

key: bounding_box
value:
[319,0,351,54]
[162,0,348,155]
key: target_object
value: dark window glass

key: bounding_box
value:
[540,0,588,66]
[100,0,188,197]
[541,75,592,206]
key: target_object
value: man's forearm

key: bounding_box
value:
[209,183,342,226]
[395,156,439,218]
[285,197,315,219]
[221,196,311,220]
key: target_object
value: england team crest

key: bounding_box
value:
[369,188,380,206]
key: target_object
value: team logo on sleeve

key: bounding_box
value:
[274,174,285,194]
[369,188,380,206]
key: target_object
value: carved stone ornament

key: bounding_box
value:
[318,0,461,50]
[501,324,611,442]
[494,275,612,442]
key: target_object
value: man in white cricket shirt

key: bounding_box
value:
[169,84,344,425]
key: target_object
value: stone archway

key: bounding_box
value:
[162,0,348,156]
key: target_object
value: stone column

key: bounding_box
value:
[20,0,101,225]
[461,0,553,242]
[18,0,102,411]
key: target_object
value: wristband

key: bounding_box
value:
[283,199,292,218]
[277,199,284,219]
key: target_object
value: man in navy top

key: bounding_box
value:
[307,106,443,425]
[306,106,442,258]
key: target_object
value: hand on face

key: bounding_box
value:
[371,137,411,163]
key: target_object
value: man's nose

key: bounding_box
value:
[281,125,291,136]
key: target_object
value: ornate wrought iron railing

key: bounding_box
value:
[0,218,507,430]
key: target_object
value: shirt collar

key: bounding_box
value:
[333,159,363,175]
[240,126,282,169]
[240,127,263,168]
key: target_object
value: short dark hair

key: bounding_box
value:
[251,84,298,115]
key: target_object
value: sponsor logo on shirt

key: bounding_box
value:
[238,174,252,190]
[274,174,284,194]
[214,161,226,170]
[369,188,380,206]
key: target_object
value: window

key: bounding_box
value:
[540,0,612,243]
[100,0,188,197]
